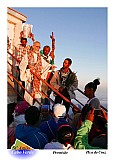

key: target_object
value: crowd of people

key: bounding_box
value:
[8,95,107,149]
[7,30,108,150]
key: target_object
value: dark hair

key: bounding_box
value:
[7,103,16,126]
[81,104,93,121]
[21,37,27,43]
[85,78,100,92]
[57,124,74,147]
[94,110,107,132]
[43,45,50,50]
[25,106,40,125]
[65,58,72,65]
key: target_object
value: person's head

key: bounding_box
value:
[84,78,100,98]
[81,104,93,122]
[63,58,72,69]
[57,124,74,147]
[43,46,50,56]
[32,41,41,52]
[93,109,107,133]
[21,38,27,47]
[41,105,50,118]
[25,106,40,125]
[53,104,66,118]
[7,103,16,126]
[14,101,29,116]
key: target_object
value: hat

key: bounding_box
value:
[41,105,50,110]
[53,104,66,118]
[57,124,74,145]
[14,101,29,116]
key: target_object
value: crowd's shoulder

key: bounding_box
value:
[8,101,107,149]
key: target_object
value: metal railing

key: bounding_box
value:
[7,51,81,112]
[7,51,107,112]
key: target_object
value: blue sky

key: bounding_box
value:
[13,7,107,97]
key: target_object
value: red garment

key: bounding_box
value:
[14,101,28,116]
[28,50,42,98]
[16,44,30,62]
